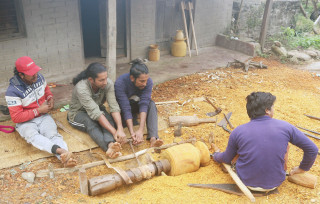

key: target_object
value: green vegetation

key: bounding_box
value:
[267,1,320,51]
[295,15,314,33]
[269,26,320,50]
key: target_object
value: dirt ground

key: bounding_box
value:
[0,57,320,203]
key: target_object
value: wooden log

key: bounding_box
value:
[169,116,216,127]
[88,159,171,196]
[79,168,89,195]
[288,173,317,189]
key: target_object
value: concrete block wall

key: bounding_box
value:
[193,0,234,48]
[234,0,300,40]
[0,0,84,97]
[130,0,156,59]
[269,1,300,35]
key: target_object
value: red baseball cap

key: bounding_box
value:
[15,56,41,76]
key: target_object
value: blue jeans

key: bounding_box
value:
[122,100,159,139]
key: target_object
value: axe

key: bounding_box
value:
[218,112,233,133]
[205,97,222,117]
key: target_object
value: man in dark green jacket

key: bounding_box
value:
[68,63,126,158]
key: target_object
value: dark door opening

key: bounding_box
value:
[80,0,101,58]
[116,0,126,58]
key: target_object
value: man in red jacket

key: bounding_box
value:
[5,56,77,167]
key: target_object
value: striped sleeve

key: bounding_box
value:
[5,95,39,123]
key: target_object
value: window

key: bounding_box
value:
[0,0,26,41]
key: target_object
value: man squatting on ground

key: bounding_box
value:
[212,92,318,191]
[5,56,77,167]
[115,59,163,147]
[67,63,127,158]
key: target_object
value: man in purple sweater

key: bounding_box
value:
[114,59,163,147]
[213,92,318,191]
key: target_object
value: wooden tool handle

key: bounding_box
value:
[222,163,256,202]
[224,113,234,129]
[198,118,217,123]
[205,97,219,111]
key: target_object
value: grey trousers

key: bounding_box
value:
[123,100,159,139]
[68,110,115,152]
[16,114,68,160]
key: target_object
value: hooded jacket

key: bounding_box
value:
[5,73,53,123]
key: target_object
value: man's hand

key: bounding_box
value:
[289,166,305,176]
[211,143,221,153]
[115,128,127,145]
[47,97,54,110]
[133,129,144,145]
[38,103,50,114]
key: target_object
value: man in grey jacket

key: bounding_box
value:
[68,63,126,158]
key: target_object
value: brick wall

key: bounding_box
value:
[130,0,156,59]
[194,0,234,47]
[0,0,84,98]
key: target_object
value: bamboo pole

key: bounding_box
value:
[181,1,191,57]
[188,2,198,56]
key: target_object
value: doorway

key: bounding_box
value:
[80,0,101,58]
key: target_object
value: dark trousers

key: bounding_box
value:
[68,110,115,152]
[123,100,159,139]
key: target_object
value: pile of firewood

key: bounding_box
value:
[227,59,267,72]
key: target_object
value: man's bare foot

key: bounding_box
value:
[61,152,77,168]
[106,142,122,159]
[150,137,163,147]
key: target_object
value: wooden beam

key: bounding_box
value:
[106,0,117,81]
[259,0,273,52]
